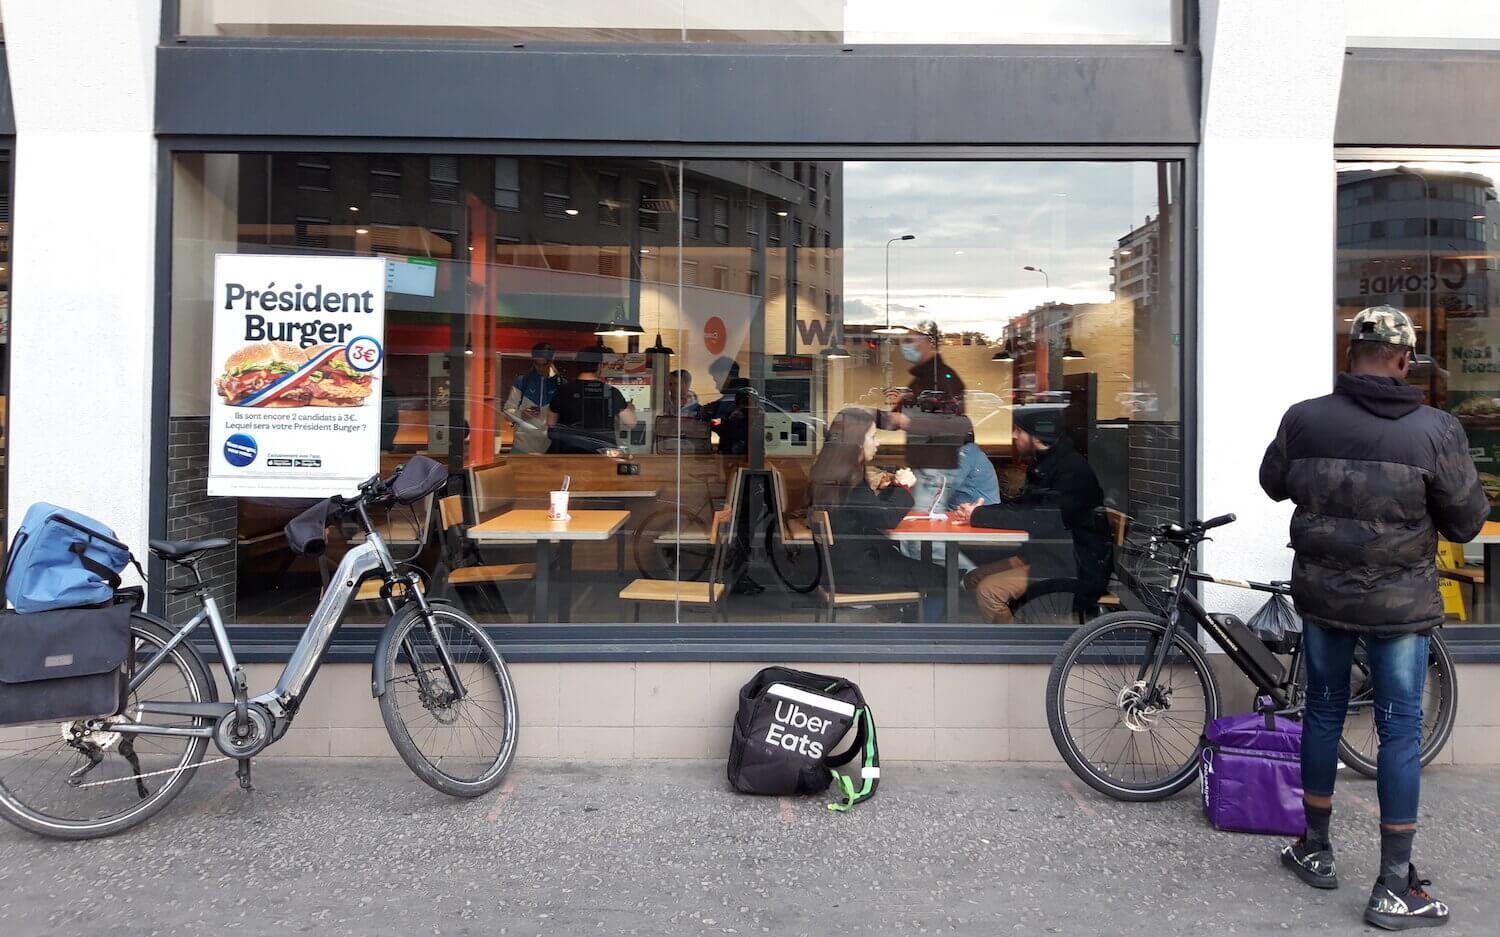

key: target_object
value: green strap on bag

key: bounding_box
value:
[827,707,881,813]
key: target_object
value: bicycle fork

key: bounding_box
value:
[392,578,469,704]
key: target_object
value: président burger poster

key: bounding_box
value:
[207,254,386,497]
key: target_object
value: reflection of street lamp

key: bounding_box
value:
[877,235,916,334]
[1023,265,1049,289]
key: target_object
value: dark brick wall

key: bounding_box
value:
[1127,421,1183,531]
[166,417,237,622]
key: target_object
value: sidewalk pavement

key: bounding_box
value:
[2,759,1497,936]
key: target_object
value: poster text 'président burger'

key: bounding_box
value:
[223,281,376,347]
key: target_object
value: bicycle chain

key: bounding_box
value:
[74,756,231,789]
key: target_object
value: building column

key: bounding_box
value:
[3,2,160,561]
[1198,1,1346,613]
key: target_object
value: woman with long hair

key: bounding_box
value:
[808,407,945,621]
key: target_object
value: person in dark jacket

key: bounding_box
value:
[951,405,1110,623]
[1262,305,1487,930]
[808,407,945,621]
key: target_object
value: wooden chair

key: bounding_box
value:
[1095,507,1130,610]
[434,494,535,614]
[807,510,923,622]
[1437,540,1482,622]
[619,508,732,622]
[468,463,519,518]
[768,466,813,546]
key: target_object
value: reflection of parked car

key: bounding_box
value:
[917,389,962,414]
[884,386,917,409]
[965,391,1007,415]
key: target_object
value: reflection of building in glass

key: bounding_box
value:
[1336,168,1500,347]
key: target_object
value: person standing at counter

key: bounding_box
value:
[546,345,636,454]
[503,342,561,455]
[809,407,946,622]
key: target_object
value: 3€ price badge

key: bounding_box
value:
[207,254,387,498]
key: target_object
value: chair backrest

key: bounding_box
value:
[1103,507,1128,546]
[438,495,464,532]
[767,466,794,541]
[808,509,837,598]
[469,463,516,517]
[384,493,435,547]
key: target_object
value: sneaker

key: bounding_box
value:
[1280,838,1338,889]
[1364,865,1450,931]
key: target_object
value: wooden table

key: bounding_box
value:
[886,515,1029,615]
[567,490,659,570]
[469,509,630,622]
[1473,520,1500,619]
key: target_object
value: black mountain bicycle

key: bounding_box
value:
[1046,513,1457,802]
[0,459,519,839]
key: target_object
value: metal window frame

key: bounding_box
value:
[151,141,1197,662]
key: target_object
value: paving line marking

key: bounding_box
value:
[778,796,795,825]
[487,773,522,823]
[1061,778,1099,818]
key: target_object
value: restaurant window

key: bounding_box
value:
[167,154,1182,633]
[1336,155,1500,628]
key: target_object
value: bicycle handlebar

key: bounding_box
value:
[1198,513,1236,532]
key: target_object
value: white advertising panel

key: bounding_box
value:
[207,254,386,497]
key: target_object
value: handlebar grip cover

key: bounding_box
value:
[1201,513,1237,530]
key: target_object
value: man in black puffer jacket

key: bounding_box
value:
[1261,305,1487,931]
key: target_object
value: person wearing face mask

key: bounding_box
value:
[884,327,969,522]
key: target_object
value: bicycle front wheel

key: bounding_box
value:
[0,615,214,839]
[378,604,518,798]
[1046,612,1220,802]
[1336,630,1457,778]
[764,519,821,593]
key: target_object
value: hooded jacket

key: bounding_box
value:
[1259,372,1489,636]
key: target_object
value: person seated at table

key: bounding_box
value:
[897,415,1002,572]
[546,345,637,454]
[951,405,1110,624]
[808,407,946,621]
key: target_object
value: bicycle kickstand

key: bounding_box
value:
[236,758,254,791]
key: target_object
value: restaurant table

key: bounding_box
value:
[469,509,630,622]
[567,489,659,571]
[1475,520,1500,619]
[886,515,1029,616]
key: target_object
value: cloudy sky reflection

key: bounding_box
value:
[839,161,1172,339]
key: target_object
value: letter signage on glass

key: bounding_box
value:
[207,254,386,497]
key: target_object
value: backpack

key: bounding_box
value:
[4,503,135,613]
[727,666,881,812]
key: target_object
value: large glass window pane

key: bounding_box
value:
[1336,156,1500,627]
[177,1,1177,44]
[1349,1,1500,50]
[169,153,1181,629]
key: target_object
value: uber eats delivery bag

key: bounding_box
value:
[0,601,133,727]
[4,503,134,613]
[727,666,881,812]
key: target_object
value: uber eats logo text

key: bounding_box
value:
[223,281,377,348]
[765,699,832,759]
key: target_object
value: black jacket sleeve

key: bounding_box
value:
[1428,416,1490,543]
[839,482,915,535]
[1259,412,1292,503]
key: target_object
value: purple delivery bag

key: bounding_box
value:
[1200,711,1305,836]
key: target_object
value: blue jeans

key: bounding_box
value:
[1301,622,1429,825]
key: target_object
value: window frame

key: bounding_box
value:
[152,140,1201,663]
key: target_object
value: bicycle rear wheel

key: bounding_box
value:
[632,508,713,581]
[1336,630,1457,778]
[764,519,821,593]
[378,603,518,797]
[1013,578,1095,625]
[0,616,214,839]
[1046,612,1220,801]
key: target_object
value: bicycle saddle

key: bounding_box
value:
[149,537,232,562]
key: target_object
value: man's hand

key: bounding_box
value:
[951,498,985,525]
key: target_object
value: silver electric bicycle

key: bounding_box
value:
[0,459,519,839]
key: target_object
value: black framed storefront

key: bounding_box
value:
[151,16,1206,662]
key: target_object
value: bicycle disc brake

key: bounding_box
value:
[1117,680,1172,732]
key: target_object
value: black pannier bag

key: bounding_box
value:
[727,666,881,812]
[0,602,132,727]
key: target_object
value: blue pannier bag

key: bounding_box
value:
[4,503,134,613]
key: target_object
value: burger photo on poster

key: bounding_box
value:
[215,340,376,409]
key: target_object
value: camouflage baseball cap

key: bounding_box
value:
[1349,305,1417,349]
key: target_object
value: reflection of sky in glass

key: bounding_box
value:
[840,161,1168,337]
[841,0,1173,43]
[1350,1,1500,48]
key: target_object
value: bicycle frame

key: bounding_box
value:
[111,505,463,745]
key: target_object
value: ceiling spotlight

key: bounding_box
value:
[776,210,789,217]
[820,344,852,360]
[565,208,580,216]
[1061,337,1086,360]
[355,227,369,235]
[349,206,361,212]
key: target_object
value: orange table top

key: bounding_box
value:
[886,514,1029,543]
[1473,520,1500,543]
